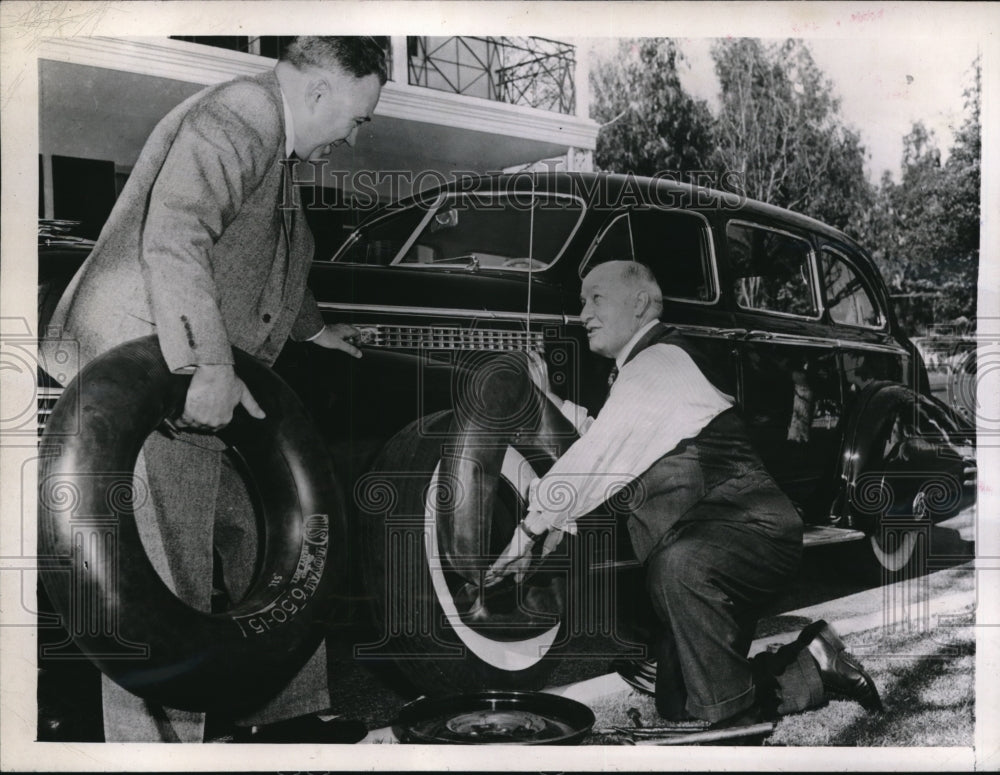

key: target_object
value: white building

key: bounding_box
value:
[38,35,598,254]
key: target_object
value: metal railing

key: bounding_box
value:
[407,36,576,115]
[169,36,576,114]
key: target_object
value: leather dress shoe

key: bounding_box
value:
[800,620,884,712]
[236,713,368,744]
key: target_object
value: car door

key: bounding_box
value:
[724,219,847,522]
[572,204,736,569]
[817,241,907,394]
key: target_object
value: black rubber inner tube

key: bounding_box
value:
[38,335,344,713]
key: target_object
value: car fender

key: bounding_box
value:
[833,380,973,532]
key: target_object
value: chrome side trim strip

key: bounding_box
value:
[745,330,839,349]
[744,330,907,355]
[835,341,908,356]
[317,301,568,325]
[319,303,908,356]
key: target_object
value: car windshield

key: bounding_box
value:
[333,191,585,272]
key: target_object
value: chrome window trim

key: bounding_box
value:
[393,193,445,265]
[578,208,721,306]
[726,219,823,322]
[819,245,888,332]
[330,190,587,272]
[328,205,419,262]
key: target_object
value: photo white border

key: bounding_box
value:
[2,1,998,771]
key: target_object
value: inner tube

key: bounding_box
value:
[38,335,344,712]
[358,353,583,694]
[440,351,578,583]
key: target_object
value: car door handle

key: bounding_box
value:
[709,328,748,339]
[746,330,774,341]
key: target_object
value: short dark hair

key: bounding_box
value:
[282,36,388,85]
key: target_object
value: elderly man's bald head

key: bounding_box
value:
[579,261,663,358]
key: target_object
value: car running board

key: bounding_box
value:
[802,524,866,547]
[590,525,866,573]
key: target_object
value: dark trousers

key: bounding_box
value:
[646,518,823,723]
[102,431,329,742]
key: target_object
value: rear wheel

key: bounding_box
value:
[867,492,928,574]
[848,386,973,581]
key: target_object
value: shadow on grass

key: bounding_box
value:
[767,622,974,747]
[831,630,974,747]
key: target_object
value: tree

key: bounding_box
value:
[866,56,981,332]
[590,39,716,175]
[710,39,873,233]
[936,55,981,324]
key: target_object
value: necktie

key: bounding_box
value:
[607,364,619,394]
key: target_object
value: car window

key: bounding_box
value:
[727,221,818,318]
[582,209,717,303]
[333,192,584,272]
[333,206,429,265]
[820,247,884,328]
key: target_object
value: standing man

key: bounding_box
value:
[488,260,883,728]
[42,36,386,743]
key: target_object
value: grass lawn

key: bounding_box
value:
[768,612,974,746]
[585,609,975,747]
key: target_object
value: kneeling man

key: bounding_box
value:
[488,260,882,727]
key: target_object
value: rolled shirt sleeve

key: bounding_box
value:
[525,344,734,534]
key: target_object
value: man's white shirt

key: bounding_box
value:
[280,88,296,157]
[526,322,734,534]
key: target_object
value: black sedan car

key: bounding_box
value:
[38,172,976,697]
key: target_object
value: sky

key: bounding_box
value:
[585,36,979,184]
